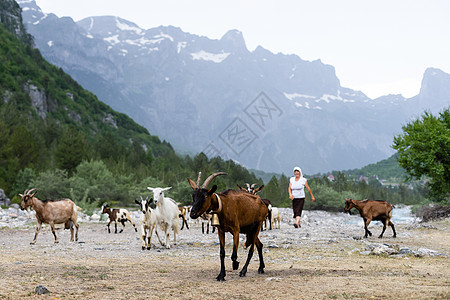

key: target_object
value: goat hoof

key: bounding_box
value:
[142,246,145,250]
[147,247,151,250]
[216,274,226,281]
[232,261,239,270]
[258,268,265,274]
[239,270,247,277]
[393,235,397,238]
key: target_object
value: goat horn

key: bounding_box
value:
[251,183,256,188]
[196,172,202,188]
[27,188,37,195]
[245,183,250,188]
[201,172,227,189]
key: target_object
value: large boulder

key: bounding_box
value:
[0,189,10,207]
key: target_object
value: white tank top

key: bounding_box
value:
[290,176,307,198]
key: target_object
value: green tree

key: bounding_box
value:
[55,126,89,175]
[31,169,70,199]
[393,108,450,202]
[12,168,36,196]
[70,160,122,203]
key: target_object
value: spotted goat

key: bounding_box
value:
[101,203,137,234]
[135,196,163,249]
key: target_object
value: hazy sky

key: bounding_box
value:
[34,0,450,99]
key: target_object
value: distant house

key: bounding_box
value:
[358,175,369,184]
[327,174,335,182]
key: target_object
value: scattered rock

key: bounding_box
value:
[265,277,281,282]
[35,285,50,295]
[415,248,439,257]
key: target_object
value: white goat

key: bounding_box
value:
[147,187,180,249]
[271,207,281,229]
[135,196,163,250]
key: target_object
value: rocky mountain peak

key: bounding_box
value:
[220,29,248,52]
[419,68,450,97]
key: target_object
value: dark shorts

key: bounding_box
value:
[292,198,305,218]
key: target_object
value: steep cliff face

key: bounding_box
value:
[0,0,32,44]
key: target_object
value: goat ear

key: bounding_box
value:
[187,178,197,190]
[19,194,23,198]
[237,184,245,191]
[147,187,154,192]
[207,185,217,195]
[162,187,172,191]
[134,199,140,205]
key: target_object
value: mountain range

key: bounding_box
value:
[18,0,450,174]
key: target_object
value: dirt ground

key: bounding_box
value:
[0,217,449,299]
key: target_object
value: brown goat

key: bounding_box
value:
[237,183,272,230]
[345,198,397,238]
[19,188,79,244]
[178,206,190,230]
[189,172,268,281]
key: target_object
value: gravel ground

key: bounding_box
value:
[0,207,449,299]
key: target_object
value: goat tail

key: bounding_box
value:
[76,206,83,211]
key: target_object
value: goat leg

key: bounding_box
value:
[70,222,74,242]
[153,226,164,246]
[239,243,255,277]
[389,221,397,238]
[363,218,372,238]
[146,227,152,250]
[255,237,265,274]
[31,222,42,245]
[164,227,170,249]
[216,230,226,281]
[119,220,126,233]
[240,227,259,277]
[50,223,59,243]
[74,222,79,241]
[379,218,387,238]
[231,233,240,270]
[141,226,147,250]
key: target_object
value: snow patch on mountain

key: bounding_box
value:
[191,50,230,63]
[284,93,315,101]
[177,42,187,53]
[104,35,120,45]
[115,17,143,35]
[318,93,355,103]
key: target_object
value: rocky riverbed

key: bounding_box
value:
[0,205,449,299]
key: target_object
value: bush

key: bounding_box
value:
[305,183,362,211]
[31,169,70,199]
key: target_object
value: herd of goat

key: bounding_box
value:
[18,172,397,281]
